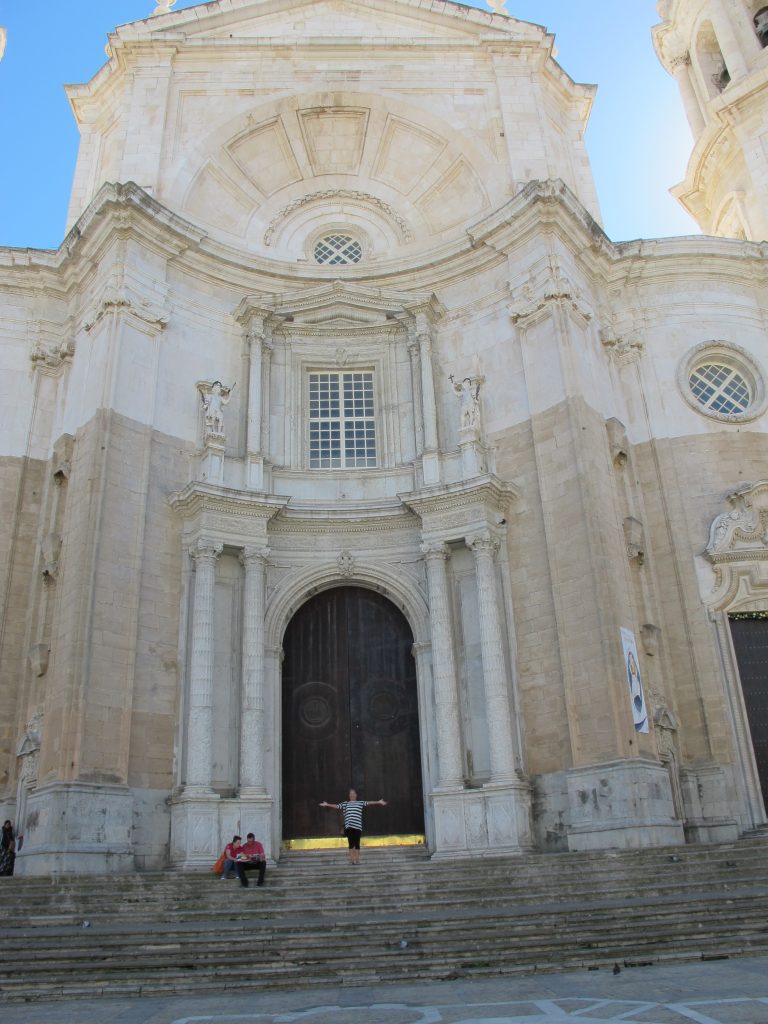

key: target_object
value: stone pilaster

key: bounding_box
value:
[421,542,463,788]
[415,321,441,485]
[239,546,270,796]
[185,538,222,794]
[407,335,425,458]
[467,531,517,784]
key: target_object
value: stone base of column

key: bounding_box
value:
[171,794,275,868]
[245,453,265,490]
[199,438,226,486]
[430,780,533,859]
[566,759,685,852]
[680,764,740,844]
[421,450,441,486]
[14,781,134,876]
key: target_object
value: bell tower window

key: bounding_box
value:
[755,6,768,47]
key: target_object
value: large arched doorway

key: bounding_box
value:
[281,585,425,840]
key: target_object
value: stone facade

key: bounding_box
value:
[1,0,767,874]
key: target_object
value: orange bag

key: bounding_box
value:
[212,852,226,875]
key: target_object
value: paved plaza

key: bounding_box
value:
[3,958,767,1024]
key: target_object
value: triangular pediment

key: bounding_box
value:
[235,282,443,333]
[117,0,542,45]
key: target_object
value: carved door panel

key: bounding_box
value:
[729,616,768,802]
[282,586,424,839]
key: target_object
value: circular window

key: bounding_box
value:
[313,234,363,266]
[679,342,767,422]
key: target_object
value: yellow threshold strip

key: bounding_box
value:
[283,834,425,851]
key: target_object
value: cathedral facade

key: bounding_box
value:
[2,0,768,874]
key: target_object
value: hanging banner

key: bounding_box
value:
[620,627,649,733]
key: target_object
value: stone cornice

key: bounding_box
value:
[268,498,420,534]
[168,481,289,521]
[400,473,519,518]
[2,180,767,304]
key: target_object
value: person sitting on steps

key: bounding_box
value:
[220,834,241,880]
[235,832,266,888]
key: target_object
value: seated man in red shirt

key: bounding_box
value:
[235,832,266,888]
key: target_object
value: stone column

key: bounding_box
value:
[239,546,270,796]
[243,316,273,491]
[467,531,517,784]
[669,54,706,136]
[708,0,750,80]
[421,542,464,788]
[414,320,441,484]
[186,539,223,793]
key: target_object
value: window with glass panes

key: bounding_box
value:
[309,372,377,469]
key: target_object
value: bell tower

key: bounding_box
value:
[654,0,768,240]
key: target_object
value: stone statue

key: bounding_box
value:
[451,375,483,433]
[152,0,176,15]
[197,380,234,439]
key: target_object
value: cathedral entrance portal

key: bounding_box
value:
[729,615,768,805]
[282,586,425,840]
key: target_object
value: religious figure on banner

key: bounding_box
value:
[620,627,649,733]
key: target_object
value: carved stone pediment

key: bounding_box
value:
[235,283,444,338]
[704,481,768,610]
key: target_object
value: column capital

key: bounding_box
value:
[421,540,449,561]
[189,539,223,565]
[466,530,499,556]
[240,545,271,567]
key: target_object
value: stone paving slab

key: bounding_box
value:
[3,958,768,1024]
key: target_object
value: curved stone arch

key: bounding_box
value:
[265,559,430,652]
[167,88,500,252]
[703,480,768,827]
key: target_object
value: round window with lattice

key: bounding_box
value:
[313,234,363,266]
[678,342,767,422]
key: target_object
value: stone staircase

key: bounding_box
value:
[1,840,768,1002]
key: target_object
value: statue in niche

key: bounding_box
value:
[197,380,235,440]
[450,375,484,434]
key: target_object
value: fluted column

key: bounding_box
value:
[421,542,464,788]
[186,538,223,793]
[467,531,517,784]
[239,546,270,795]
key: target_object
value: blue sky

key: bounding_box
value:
[0,0,698,250]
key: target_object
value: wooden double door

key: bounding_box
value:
[730,615,768,803]
[282,586,424,839]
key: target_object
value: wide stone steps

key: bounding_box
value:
[1,840,767,1001]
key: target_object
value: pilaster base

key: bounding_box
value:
[566,759,684,851]
[680,764,740,843]
[246,454,265,490]
[14,781,134,876]
[198,439,225,485]
[171,793,275,868]
[430,780,533,858]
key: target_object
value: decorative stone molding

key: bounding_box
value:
[640,623,661,657]
[83,289,168,334]
[52,434,74,483]
[28,643,50,678]
[30,338,74,372]
[41,533,62,583]
[337,550,356,577]
[704,480,768,610]
[601,333,645,365]
[509,258,592,327]
[264,189,413,246]
[605,417,629,467]
[623,516,645,566]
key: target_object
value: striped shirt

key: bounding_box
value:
[336,800,369,831]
